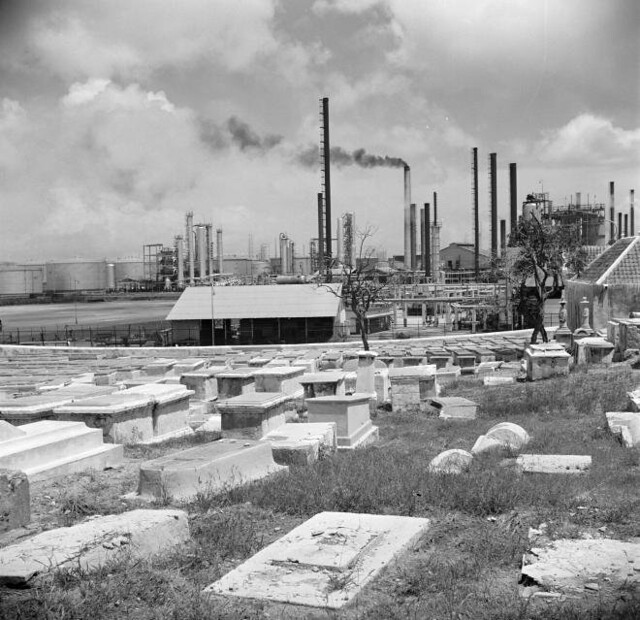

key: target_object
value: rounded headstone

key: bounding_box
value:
[485,422,530,451]
[428,449,473,474]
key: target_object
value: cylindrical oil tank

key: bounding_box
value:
[45,260,107,292]
[522,201,542,222]
[106,263,116,290]
[114,259,145,283]
[0,265,44,295]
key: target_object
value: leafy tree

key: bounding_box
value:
[318,227,395,350]
[508,216,587,343]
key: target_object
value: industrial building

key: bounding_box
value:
[166,283,346,345]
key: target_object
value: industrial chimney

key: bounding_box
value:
[509,163,517,233]
[610,181,615,242]
[403,165,411,268]
[186,211,195,285]
[175,235,184,288]
[216,228,223,273]
[410,203,417,270]
[631,189,635,237]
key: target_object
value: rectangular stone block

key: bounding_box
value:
[0,509,190,587]
[203,511,430,609]
[606,411,640,447]
[389,366,438,412]
[306,394,378,449]
[0,469,29,534]
[524,344,571,381]
[179,365,228,401]
[217,392,291,436]
[253,366,306,396]
[137,439,287,501]
[216,368,257,400]
[515,454,591,474]
[299,372,346,400]
[262,422,337,465]
[425,397,477,420]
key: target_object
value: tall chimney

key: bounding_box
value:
[206,224,214,277]
[279,234,288,275]
[175,235,184,288]
[618,212,623,240]
[317,193,325,272]
[509,163,517,233]
[409,203,417,270]
[433,191,438,225]
[624,214,629,238]
[500,219,506,256]
[424,203,431,277]
[186,211,195,285]
[321,97,332,262]
[489,153,498,260]
[631,189,635,237]
[403,165,411,267]
[216,228,223,274]
[197,225,207,281]
[576,192,581,208]
[610,181,615,242]
[472,148,479,280]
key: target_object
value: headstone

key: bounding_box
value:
[428,449,473,474]
[0,420,123,482]
[472,422,529,455]
[137,439,287,501]
[0,509,190,587]
[261,422,337,465]
[425,397,477,420]
[515,454,591,474]
[306,394,379,449]
[203,511,430,609]
[0,469,29,534]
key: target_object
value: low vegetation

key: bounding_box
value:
[2,367,640,619]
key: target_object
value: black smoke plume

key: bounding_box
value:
[296,145,406,169]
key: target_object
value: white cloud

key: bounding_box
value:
[535,114,640,167]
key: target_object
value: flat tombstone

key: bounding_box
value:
[252,366,305,396]
[216,368,257,400]
[524,344,571,381]
[203,511,430,609]
[425,397,477,420]
[137,439,287,501]
[0,420,25,443]
[261,422,337,466]
[299,372,346,400]
[0,469,30,534]
[515,454,591,474]
[217,392,291,436]
[180,366,229,401]
[0,509,190,587]
[606,411,640,447]
[389,366,438,412]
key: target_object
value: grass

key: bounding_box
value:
[2,365,640,619]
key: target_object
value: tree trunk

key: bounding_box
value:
[355,311,369,351]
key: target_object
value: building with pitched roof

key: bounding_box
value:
[566,236,640,331]
[166,283,346,345]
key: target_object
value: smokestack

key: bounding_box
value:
[423,203,431,277]
[472,148,479,280]
[196,225,207,281]
[403,165,411,267]
[317,192,325,271]
[509,163,517,233]
[610,181,615,242]
[624,214,629,238]
[500,219,506,256]
[336,216,343,264]
[631,189,635,237]
[489,153,497,260]
[618,212,623,240]
[321,97,332,262]
[186,211,195,285]
[433,191,438,225]
[576,192,581,208]
[216,228,223,273]
[206,224,214,277]
[176,235,184,288]
[409,203,417,270]
[279,234,288,275]
[431,220,441,281]
[290,241,295,274]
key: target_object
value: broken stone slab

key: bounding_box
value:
[515,454,591,474]
[261,422,337,465]
[137,439,287,501]
[472,422,530,455]
[203,511,430,609]
[606,411,640,447]
[521,538,640,595]
[388,366,438,412]
[0,469,29,535]
[217,392,291,437]
[0,508,190,587]
[0,420,123,482]
[425,397,477,420]
[428,449,473,474]
[306,393,379,449]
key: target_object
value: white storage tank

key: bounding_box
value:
[45,259,108,292]
[0,265,44,295]
[114,259,145,282]
[106,263,116,290]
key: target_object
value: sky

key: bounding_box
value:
[0,0,638,262]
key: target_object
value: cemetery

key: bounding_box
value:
[0,319,639,619]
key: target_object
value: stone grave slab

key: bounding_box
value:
[515,454,591,474]
[170,358,207,375]
[0,420,123,481]
[216,368,257,400]
[388,366,438,412]
[299,372,346,400]
[137,439,287,501]
[217,392,291,436]
[261,422,337,465]
[141,358,178,376]
[425,349,452,369]
[0,509,189,587]
[606,411,640,447]
[521,539,640,595]
[425,397,477,420]
[524,343,571,381]
[180,365,229,401]
[484,375,516,386]
[435,366,461,386]
[0,420,25,442]
[306,394,378,449]
[203,511,430,609]
[253,366,305,396]
[575,337,615,365]
[0,469,29,535]
[428,449,473,474]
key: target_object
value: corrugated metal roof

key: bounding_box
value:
[166,284,343,321]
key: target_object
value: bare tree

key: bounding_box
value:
[318,227,395,350]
